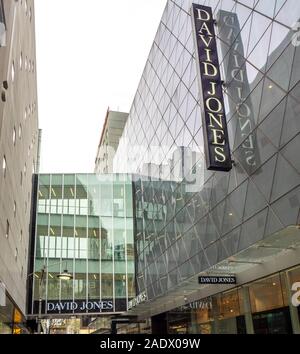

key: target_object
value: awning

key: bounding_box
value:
[127,225,300,318]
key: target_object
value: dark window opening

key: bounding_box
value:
[5,220,9,239]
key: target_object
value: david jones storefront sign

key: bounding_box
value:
[46,300,113,313]
[191,3,232,172]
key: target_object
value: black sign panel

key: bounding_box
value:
[198,276,236,284]
[218,10,261,174]
[32,298,127,314]
[191,4,232,172]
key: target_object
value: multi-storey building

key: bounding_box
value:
[114,0,300,334]
[27,173,135,333]
[94,109,128,174]
[0,0,39,333]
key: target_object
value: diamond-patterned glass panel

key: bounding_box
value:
[113,0,300,299]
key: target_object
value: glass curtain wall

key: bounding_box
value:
[114,0,300,306]
[32,174,135,314]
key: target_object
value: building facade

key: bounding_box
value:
[28,174,135,328]
[0,0,39,333]
[94,109,128,174]
[114,0,300,333]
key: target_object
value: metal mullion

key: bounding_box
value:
[32,176,40,313]
[59,175,64,302]
[112,178,115,312]
[99,179,102,304]
[125,177,129,310]
[45,175,52,313]
[86,175,89,304]
[72,175,76,308]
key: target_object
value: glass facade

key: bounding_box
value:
[165,265,300,334]
[28,174,135,315]
[0,287,27,334]
[113,0,300,312]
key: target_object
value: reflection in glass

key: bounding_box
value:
[32,174,134,314]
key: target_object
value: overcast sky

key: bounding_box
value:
[35,0,167,173]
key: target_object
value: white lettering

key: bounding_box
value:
[199,21,212,36]
[196,8,210,21]
[231,68,244,82]
[236,87,246,100]
[211,129,225,145]
[206,97,223,113]
[226,27,235,41]
[207,81,217,95]
[204,48,213,62]
[54,303,61,311]
[215,147,226,162]
[237,102,251,118]
[47,303,55,311]
[208,112,224,129]
[198,34,213,47]
[223,15,235,26]
[245,151,256,166]
[233,53,240,68]
[242,134,254,149]
[292,282,300,307]
[203,62,218,77]
[99,339,134,352]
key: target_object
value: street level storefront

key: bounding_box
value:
[0,283,27,334]
[121,265,300,334]
[165,265,300,334]
[27,174,135,330]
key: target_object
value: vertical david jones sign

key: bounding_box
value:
[191,4,232,171]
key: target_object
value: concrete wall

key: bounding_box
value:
[0,0,39,315]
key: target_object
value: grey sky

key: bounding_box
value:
[35,0,167,173]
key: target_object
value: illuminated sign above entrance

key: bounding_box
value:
[191,4,232,171]
[32,298,127,314]
[46,300,113,313]
[198,276,237,284]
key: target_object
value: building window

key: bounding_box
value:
[19,52,22,69]
[5,220,9,238]
[2,155,6,177]
[25,56,27,70]
[18,124,22,139]
[11,61,15,82]
[20,229,23,243]
[0,0,6,47]
[20,171,23,186]
[15,248,18,261]
[14,201,16,217]
[249,274,285,313]
[13,127,16,145]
